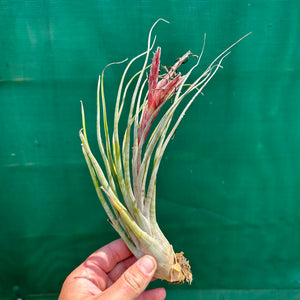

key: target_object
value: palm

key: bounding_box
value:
[59,239,166,300]
[59,239,136,299]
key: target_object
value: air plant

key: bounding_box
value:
[79,19,250,284]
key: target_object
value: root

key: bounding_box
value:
[169,252,193,284]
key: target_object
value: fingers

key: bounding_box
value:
[59,240,166,300]
[97,255,157,300]
[59,238,134,299]
[107,256,137,284]
[85,239,132,273]
[58,255,110,299]
[136,288,166,300]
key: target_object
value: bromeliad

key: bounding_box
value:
[79,19,250,284]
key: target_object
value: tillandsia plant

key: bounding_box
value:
[79,19,250,284]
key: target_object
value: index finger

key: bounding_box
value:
[84,238,133,273]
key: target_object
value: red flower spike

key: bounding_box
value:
[148,47,160,93]
[138,48,191,144]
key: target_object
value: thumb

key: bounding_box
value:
[100,255,157,300]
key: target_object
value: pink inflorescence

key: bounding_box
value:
[138,47,191,145]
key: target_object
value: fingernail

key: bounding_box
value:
[138,256,156,275]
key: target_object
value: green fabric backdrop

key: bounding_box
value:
[1,0,300,299]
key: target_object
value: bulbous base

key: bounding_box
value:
[153,247,192,284]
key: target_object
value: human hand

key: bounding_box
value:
[58,239,166,300]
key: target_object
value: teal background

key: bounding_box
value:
[1,0,300,299]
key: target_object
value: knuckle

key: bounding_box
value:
[123,270,144,292]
